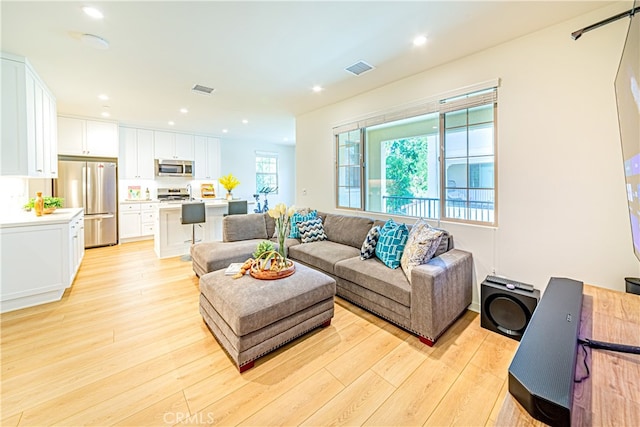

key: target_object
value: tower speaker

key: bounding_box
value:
[481,279,540,341]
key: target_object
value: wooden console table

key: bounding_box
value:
[495,284,640,426]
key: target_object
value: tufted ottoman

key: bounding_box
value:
[199,262,336,372]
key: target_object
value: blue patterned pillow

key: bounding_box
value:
[360,225,381,260]
[375,219,409,269]
[289,210,317,238]
[298,218,327,243]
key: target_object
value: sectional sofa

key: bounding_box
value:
[191,211,473,345]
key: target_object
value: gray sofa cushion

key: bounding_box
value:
[223,214,268,242]
[191,239,263,272]
[334,257,411,307]
[289,240,360,274]
[320,212,374,249]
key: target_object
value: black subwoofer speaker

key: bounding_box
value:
[481,279,540,341]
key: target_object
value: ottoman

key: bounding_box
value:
[199,263,336,372]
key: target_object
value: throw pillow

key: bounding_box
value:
[298,217,328,243]
[360,225,381,260]
[375,219,409,269]
[401,219,444,283]
[289,210,317,239]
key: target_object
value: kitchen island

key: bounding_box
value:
[0,208,85,312]
[154,199,237,259]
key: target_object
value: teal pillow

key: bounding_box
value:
[289,210,317,238]
[375,219,409,269]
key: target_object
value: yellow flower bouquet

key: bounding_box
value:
[219,173,240,199]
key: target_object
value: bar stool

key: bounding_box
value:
[181,202,206,261]
[226,200,248,216]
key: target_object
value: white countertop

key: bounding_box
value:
[156,199,230,210]
[120,199,158,204]
[0,208,84,228]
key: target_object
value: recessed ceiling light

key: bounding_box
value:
[80,33,109,50]
[242,119,248,124]
[98,94,109,101]
[283,137,289,142]
[168,121,175,126]
[101,111,110,118]
[180,108,188,114]
[413,35,427,46]
[312,85,323,93]
[82,6,104,19]
[222,129,228,133]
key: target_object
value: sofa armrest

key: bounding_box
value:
[409,249,473,342]
[223,214,268,242]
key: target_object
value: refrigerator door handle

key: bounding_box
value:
[85,214,115,220]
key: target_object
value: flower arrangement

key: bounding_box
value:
[268,203,295,259]
[219,173,240,191]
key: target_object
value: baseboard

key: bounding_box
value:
[468,301,480,313]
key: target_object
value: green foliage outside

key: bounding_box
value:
[384,136,429,213]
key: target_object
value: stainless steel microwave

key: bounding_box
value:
[155,159,193,177]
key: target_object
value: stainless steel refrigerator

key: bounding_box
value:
[55,157,118,248]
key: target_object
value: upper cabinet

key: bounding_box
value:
[58,116,118,157]
[120,127,154,179]
[194,136,221,180]
[154,131,194,160]
[1,52,58,178]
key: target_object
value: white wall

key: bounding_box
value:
[296,4,640,309]
[219,139,295,209]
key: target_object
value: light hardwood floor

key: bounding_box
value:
[1,241,518,426]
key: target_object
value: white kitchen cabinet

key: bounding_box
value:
[119,202,157,241]
[194,136,221,180]
[1,52,58,178]
[58,116,118,157]
[120,127,154,179]
[69,213,85,283]
[154,131,194,160]
[0,208,84,313]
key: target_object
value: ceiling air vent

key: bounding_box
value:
[345,60,374,76]
[191,84,215,95]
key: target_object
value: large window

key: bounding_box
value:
[335,86,497,225]
[255,152,278,194]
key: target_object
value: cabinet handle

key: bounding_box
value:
[37,169,43,172]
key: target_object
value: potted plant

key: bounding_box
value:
[24,196,64,214]
[219,173,240,200]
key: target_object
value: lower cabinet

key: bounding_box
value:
[119,202,157,242]
[0,209,84,313]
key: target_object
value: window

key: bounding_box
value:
[335,85,497,225]
[255,152,278,194]
[336,129,362,209]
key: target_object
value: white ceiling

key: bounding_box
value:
[1,1,618,145]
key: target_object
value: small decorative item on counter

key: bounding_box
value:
[34,192,44,216]
[267,203,295,259]
[24,196,63,215]
[145,188,150,200]
[201,183,215,198]
[219,173,240,200]
[128,186,141,200]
